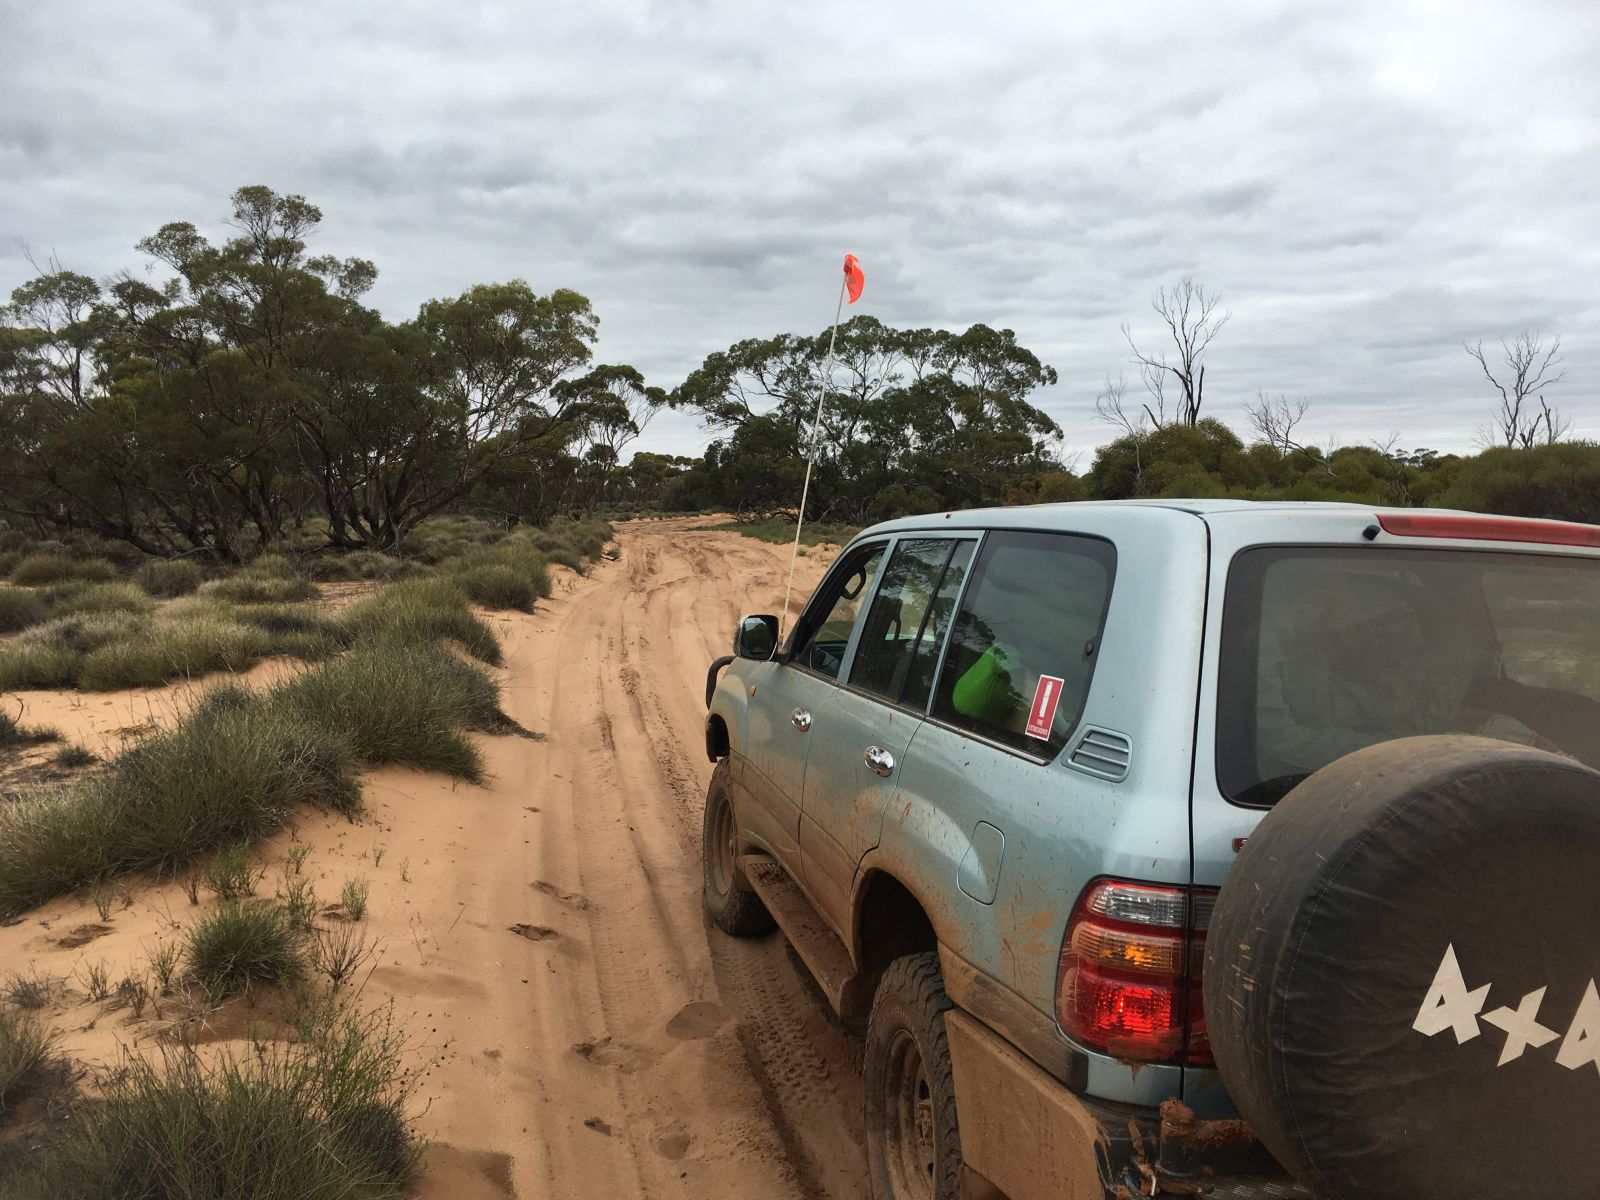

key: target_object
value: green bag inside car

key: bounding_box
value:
[951,643,1020,723]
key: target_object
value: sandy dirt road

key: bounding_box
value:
[401,518,867,1198]
[0,518,866,1199]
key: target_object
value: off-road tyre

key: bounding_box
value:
[1206,734,1600,1200]
[864,952,963,1200]
[701,758,774,936]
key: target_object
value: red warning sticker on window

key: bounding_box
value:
[1025,675,1065,740]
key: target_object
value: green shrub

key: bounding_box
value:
[273,643,496,780]
[45,580,154,618]
[0,587,48,634]
[343,579,501,665]
[450,562,535,611]
[9,553,118,586]
[0,696,359,916]
[307,551,417,582]
[185,900,306,998]
[135,558,204,597]
[0,1008,57,1114]
[199,574,319,604]
[543,544,583,571]
[78,615,271,689]
[0,713,59,749]
[445,540,551,602]
[3,1001,422,1199]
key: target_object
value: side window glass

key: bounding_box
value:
[931,532,1115,757]
[849,539,976,710]
[791,544,886,679]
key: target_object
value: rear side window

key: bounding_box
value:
[930,531,1116,757]
[1218,546,1600,807]
[849,538,976,710]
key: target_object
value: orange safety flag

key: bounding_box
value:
[843,253,865,304]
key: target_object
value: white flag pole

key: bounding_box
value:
[781,273,849,640]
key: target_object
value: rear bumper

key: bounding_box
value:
[945,1010,1307,1200]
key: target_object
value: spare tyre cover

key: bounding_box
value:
[1206,735,1600,1200]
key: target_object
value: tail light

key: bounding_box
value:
[1056,879,1217,1067]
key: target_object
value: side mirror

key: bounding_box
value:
[734,614,779,661]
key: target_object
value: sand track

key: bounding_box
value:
[0,518,865,1199]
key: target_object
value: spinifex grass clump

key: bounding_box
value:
[134,558,204,597]
[3,1000,424,1199]
[8,553,118,587]
[0,587,49,634]
[184,900,307,999]
[0,694,359,916]
[0,1008,58,1115]
[0,604,504,916]
[273,642,499,781]
[342,578,501,665]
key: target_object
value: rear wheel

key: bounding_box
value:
[701,759,774,936]
[865,953,962,1200]
[1207,735,1600,1200]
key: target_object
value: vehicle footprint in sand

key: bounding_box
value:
[665,1000,730,1041]
[531,880,593,911]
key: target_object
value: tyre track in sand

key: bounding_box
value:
[407,517,867,1199]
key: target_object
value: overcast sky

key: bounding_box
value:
[3,0,1597,462]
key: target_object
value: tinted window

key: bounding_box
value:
[849,539,976,709]
[930,531,1116,757]
[1218,547,1600,807]
[790,543,886,679]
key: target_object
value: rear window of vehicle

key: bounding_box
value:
[1218,546,1600,806]
[930,531,1116,758]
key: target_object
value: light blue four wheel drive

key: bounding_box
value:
[700,500,1600,1200]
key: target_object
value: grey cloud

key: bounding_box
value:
[2,0,1597,463]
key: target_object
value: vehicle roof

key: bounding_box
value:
[860,498,1414,537]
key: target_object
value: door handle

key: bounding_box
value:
[791,708,812,732]
[864,745,895,777]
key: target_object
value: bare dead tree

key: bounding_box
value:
[1122,278,1230,426]
[1246,391,1333,475]
[1466,332,1570,449]
[1245,391,1310,453]
[1093,373,1148,438]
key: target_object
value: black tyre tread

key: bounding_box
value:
[865,951,963,1200]
[701,760,775,937]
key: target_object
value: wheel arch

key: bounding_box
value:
[848,867,942,1020]
[704,712,730,762]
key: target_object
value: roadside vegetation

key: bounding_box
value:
[2,998,424,1200]
[0,511,612,917]
[712,519,859,547]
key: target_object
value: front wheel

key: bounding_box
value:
[865,953,963,1200]
[701,759,774,936]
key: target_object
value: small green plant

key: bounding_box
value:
[93,886,114,921]
[340,878,369,922]
[0,1007,58,1114]
[148,941,180,994]
[202,843,260,901]
[78,959,112,1002]
[398,858,410,883]
[0,712,60,749]
[198,573,318,605]
[181,874,201,906]
[281,877,319,931]
[287,843,313,876]
[134,558,204,598]
[372,847,385,867]
[184,901,308,1000]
